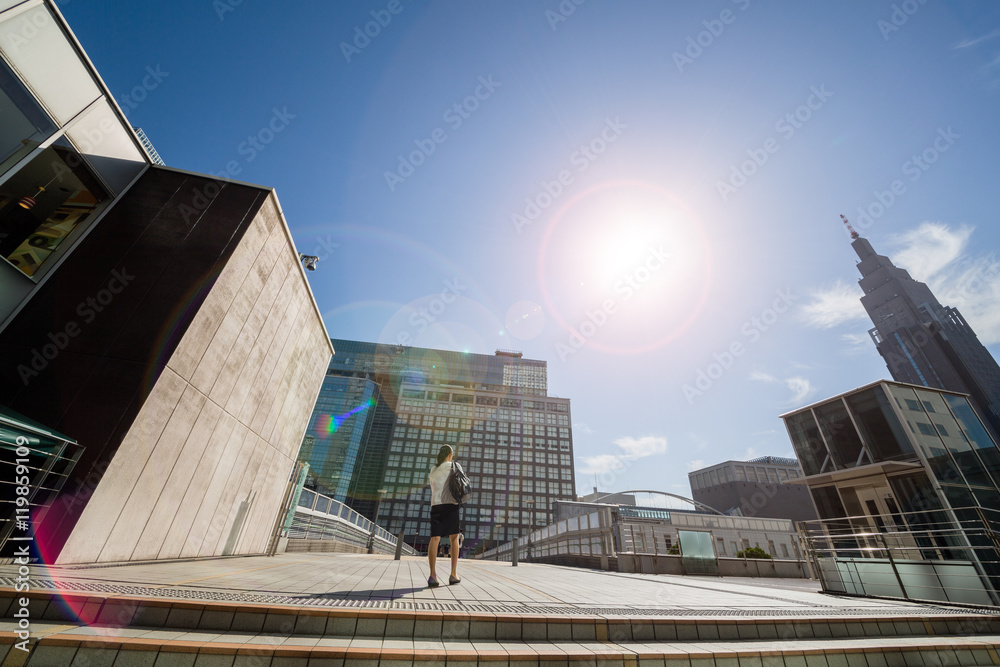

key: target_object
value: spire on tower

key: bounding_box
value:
[840,214,860,240]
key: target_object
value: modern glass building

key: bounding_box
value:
[298,340,575,553]
[849,228,1000,441]
[782,380,1000,604]
[298,375,380,500]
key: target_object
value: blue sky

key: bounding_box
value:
[62,0,1000,502]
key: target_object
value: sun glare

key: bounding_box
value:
[537,180,712,354]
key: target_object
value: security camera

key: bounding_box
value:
[298,253,319,271]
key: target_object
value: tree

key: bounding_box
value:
[736,546,772,559]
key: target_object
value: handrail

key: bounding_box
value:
[798,505,1000,607]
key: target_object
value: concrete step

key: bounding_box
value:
[4,590,1000,666]
[4,590,1000,644]
[3,625,1000,667]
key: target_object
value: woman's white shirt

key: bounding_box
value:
[428,461,453,506]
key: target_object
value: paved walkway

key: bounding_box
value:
[3,554,1000,666]
[0,553,986,617]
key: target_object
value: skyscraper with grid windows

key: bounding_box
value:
[847,224,1000,441]
[297,340,576,553]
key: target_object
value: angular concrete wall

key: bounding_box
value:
[56,192,332,564]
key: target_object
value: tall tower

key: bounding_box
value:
[846,217,1000,439]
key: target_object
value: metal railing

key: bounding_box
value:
[799,506,1000,607]
[290,488,417,556]
[478,508,615,563]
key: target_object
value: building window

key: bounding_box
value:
[1,141,109,279]
[0,59,57,178]
[716,538,726,556]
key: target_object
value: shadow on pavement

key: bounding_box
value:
[294,586,426,600]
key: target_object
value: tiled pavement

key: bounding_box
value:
[1,553,999,666]
[0,553,965,611]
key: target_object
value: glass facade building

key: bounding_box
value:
[782,380,1000,603]
[782,381,1000,515]
[297,375,380,501]
[297,340,576,553]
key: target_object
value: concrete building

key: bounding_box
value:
[846,222,1000,440]
[688,456,818,522]
[297,341,575,553]
[0,0,332,563]
[782,379,1000,604]
[555,497,803,562]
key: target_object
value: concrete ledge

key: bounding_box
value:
[4,589,1000,645]
[3,631,1000,665]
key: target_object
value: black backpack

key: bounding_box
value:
[448,462,472,504]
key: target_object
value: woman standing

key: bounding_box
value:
[427,444,461,587]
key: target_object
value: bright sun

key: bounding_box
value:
[537,181,712,354]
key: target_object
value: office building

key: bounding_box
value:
[848,224,1000,440]
[688,456,818,522]
[0,0,332,563]
[782,379,1000,604]
[298,341,575,553]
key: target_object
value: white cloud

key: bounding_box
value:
[577,454,626,475]
[614,435,668,459]
[572,422,595,435]
[954,29,1000,49]
[891,222,971,281]
[801,223,1000,344]
[840,331,875,356]
[750,367,816,406]
[892,223,1000,344]
[799,280,867,329]
[785,376,816,406]
[685,459,705,472]
[576,435,668,476]
[841,331,870,346]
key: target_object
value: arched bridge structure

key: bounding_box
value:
[591,490,725,516]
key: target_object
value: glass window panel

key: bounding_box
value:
[785,411,827,476]
[814,399,864,469]
[847,385,913,461]
[809,485,846,520]
[0,59,57,177]
[1,140,109,278]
